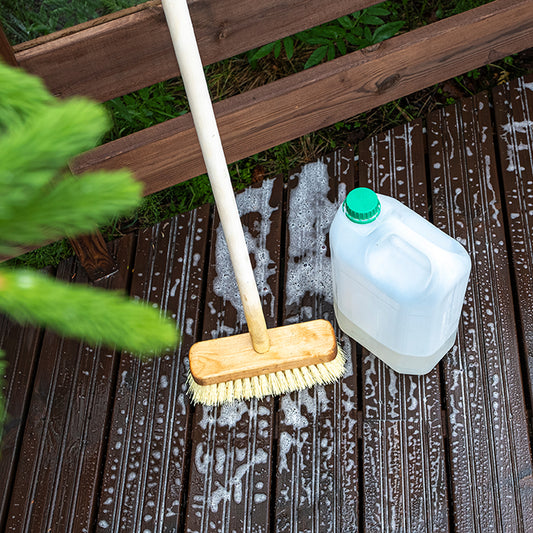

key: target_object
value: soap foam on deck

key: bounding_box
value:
[212,179,278,335]
[285,160,345,309]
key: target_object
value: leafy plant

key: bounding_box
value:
[0,63,179,443]
[103,81,189,141]
[248,4,405,69]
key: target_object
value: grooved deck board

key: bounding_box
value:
[95,206,210,532]
[493,74,533,408]
[359,120,450,532]
[184,178,283,533]
[3,237,133,533]
[274,149,360,532]
[0,319,42,532]
[2,75,533,532]
[428,92,533,532]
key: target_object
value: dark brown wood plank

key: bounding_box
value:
[428,92,533,532]
[4,236,133,533]
[95,206,209,532]
[68,233,118,282]
[14,0,379,102]
[184,178,283,532]
[493,73,533,408]
[0,25,17,66]
[358,120,449,532]
[274,149,360,532]
[0,320,42,532]
[72,0,533,197]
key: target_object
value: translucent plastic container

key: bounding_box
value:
[329,187,471,375]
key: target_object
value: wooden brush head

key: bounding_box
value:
[188,319,338,386]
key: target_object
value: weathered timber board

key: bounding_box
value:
[275,148,360,532]
[493,74,533,414]
[0,319,42,531]
[95,206,210,532]
[68,232,119,282]
[428,93,533,532]
[4,237,133,533]
[13,0,379,102]
[358,120,450,532]
[72,0,533,197]
[0,25,17,66]
[184,178,283,533]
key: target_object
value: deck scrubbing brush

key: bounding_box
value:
[162,0,346,406]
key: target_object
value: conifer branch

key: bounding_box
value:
[0,269,179,356]
[0,64,54,129]
[0,169,142,255]
[0,63,182,445]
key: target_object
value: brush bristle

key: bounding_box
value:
[187,344,346,406]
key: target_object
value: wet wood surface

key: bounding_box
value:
[184,178,282,533]
[95,206,210,532]
[2,237,133,533]
[359,121,450,532]
[429,92,532,532]
[2,74,533,532]
[275,149,359,532]
[493,76,533,416]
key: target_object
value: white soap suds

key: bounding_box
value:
[285,161,345,308]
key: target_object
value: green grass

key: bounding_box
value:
[1,0,529,269]
[0,0,148,43]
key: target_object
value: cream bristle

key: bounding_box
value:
[187,344,347,406]
[275,370,289,391]
[234,378,243,400]
[258,374,270,396]
[269,372,281,395]
[243,377,253,399]
[308,364,323,382]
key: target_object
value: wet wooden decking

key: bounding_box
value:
[2,74,533,532]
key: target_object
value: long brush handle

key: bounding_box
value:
[161,0,270,353]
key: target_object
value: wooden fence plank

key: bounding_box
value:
[274,149,360,532]
[184,178,283,533]
[0,319,42,532]
[14,0,380,102]
[0,25,17,66]
[72,0,533,198]
[4,236,133,533]
[428,93,533,532]
[358,121,450,532]
[493,74,533,409]
[95,206,209,532]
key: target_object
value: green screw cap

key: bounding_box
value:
[343,187,381,224]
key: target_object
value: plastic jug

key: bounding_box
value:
[329,187,471,375]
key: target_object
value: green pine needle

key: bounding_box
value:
[0,58,181,445]
[0,169,142,254]
[0,62,142,254]
[0,269,179,356]
[0,98,111,214]
[0,63,54,130]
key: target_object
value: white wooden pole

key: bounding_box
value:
[161,0,270,353]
